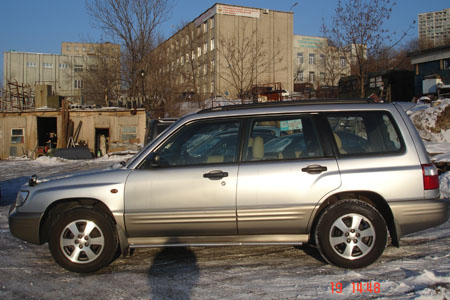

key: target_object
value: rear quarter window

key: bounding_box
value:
[326,111,404,155]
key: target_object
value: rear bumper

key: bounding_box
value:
[8,203,42,244]
[390,197,449,238]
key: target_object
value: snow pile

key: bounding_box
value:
[410,99,450,142]
[439,172,450,199]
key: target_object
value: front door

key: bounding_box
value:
[124,119,242,237]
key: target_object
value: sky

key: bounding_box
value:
[1,0,449,80]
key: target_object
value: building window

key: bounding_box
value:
[11,128,24,144]
[309,53,315,65]
[211,59,215,72]
[82,46,86,52]
[320,54,325,66]
[297,53,303,65]
[210,17,215,29]
[66,45,71,51]
[211,80,215,93]
[74,65,83,72]
[74,45,79,51]
[309,71,315,82]
[198,46,202,57]
[296,71,303,82]
[444,59,450,70]
[74,80,83,89]
[26,62,36,68]
[43,63,54,68]
[204,42,208,54]
[203,21,208,33]
[340,57,346,67]
[59,63,68,69]
[211,38,215,50]
[320,72,325,83]
[122,126,137,141]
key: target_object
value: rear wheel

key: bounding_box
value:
[316,199,387,269]
[48,207,118,273]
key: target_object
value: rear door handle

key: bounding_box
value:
[203,170,229,180]
[302,164,327,174]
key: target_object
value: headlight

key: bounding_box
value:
[15,191,29,207]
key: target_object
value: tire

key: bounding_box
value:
[48,207,118,273]
[315,199,387,269]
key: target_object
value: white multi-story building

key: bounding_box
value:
[418,8,450,46]
[293,35,351,88]
[3,42,120,106]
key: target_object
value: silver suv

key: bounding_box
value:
[9,100,449,272]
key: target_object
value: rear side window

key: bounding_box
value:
[326,112,403,155]
[244,115,324,161]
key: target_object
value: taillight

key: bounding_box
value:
[422,164,439,190]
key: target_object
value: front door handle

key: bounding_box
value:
[302,164,327,174]
[203,170,229,180]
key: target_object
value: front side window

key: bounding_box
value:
[150,120,241,167]
[244,115,323,161]
[326,112,403,155]
[11,128,24,144]
[309,53,315,65]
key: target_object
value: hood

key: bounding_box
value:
[25,167,132,191]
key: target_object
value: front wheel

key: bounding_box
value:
[315,200,387,269]
[48,207,118,273]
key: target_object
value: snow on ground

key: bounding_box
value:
[0,103,449,299]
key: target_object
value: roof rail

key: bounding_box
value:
[198,98,375,113]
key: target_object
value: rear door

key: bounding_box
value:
[236,114,342,234]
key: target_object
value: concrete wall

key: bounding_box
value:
[215,7,293,97]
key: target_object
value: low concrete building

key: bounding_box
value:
[0,108,146,159]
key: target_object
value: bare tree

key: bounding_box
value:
[77,43,122,106]
[419,36,450,50]
[144,35,186,117]
[318,41,351,87]
[322,0,397,97]
[218,22,282,102]
[175,22,206,108]
[365,44,415,73]
[85,0,172,98]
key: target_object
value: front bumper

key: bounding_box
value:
[8,202,43,244]
[390,197,449,238]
